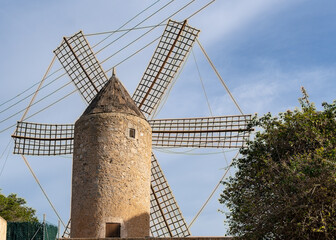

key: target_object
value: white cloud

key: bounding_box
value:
[212,61,336,116]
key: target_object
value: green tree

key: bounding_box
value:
[220,95,336,239]
[0,191,38,222]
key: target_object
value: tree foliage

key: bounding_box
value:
[0,191,38,222]
[220,95,336,239]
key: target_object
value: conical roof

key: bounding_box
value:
[82,74,145,119]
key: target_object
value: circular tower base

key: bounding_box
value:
[71,112,152,238]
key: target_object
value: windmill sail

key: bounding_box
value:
[12,121,74,155]
[11,115,251,155]
[133,20,200,118]
[150,153,190,237]
[54,31,108,104]
[151,115,252,148]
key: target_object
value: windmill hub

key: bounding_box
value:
[71,75,152,238]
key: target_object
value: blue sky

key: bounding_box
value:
[0,0,335,236]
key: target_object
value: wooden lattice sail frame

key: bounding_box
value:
[13,116,251,155]
[133,20,200,117]
[151,115,251,148]
[12,19,252,237]
[13,122,74,155]
[54,31,109,103]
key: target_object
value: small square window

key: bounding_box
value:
[129,128,136,138]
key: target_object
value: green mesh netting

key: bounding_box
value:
[7,222,58,240]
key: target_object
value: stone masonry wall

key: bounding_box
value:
[71,112,152,238]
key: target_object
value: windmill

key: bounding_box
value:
[11,19,251,238]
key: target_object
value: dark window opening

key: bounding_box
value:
[106,223,121,237]
[129,128,136,138]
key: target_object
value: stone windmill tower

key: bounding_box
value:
[12,20,251,238]
[71,73,152,237]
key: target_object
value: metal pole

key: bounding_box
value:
[43,214,46,240]
[58,220,60,240]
